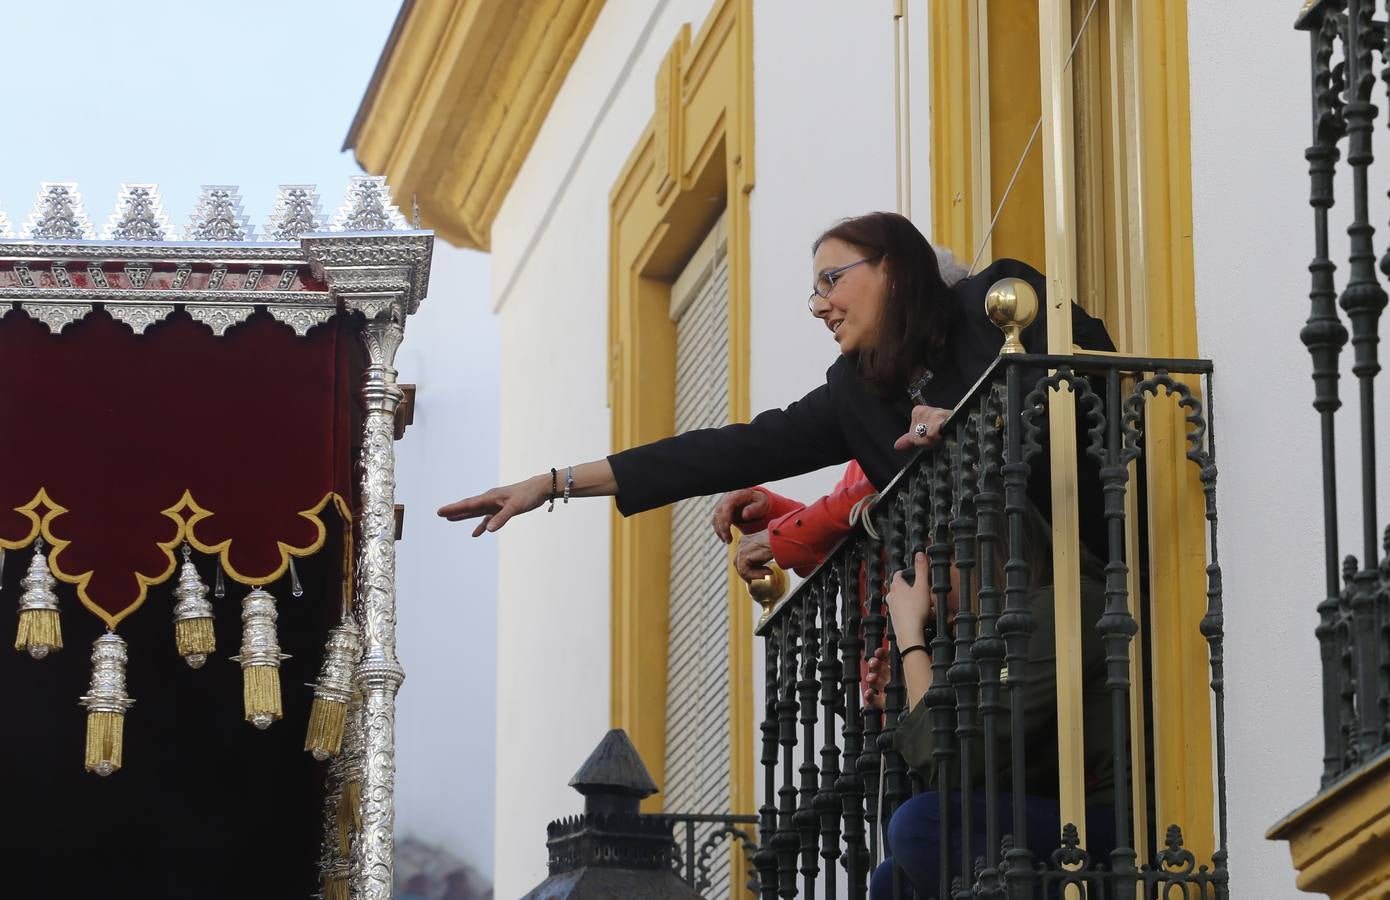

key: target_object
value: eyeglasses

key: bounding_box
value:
[807,255,882,311]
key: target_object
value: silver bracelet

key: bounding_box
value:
[563,465,574,503]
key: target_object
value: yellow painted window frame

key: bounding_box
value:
[606,0,755,835]
[930,0,1213,864]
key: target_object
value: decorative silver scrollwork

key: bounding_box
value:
[124,265,152,289]
[103,184,172,241]
[24,183,95,240]
[332,176,409,233]
[21,302,92,334]
[107,304,176,335]
[0,206,13,238]
[266,185,325,240]
[268,305,335,336]
[185,185,253,241]
[186,305,255,336]
[350,307,407,900]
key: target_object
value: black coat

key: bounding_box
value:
[608,258,1114,532]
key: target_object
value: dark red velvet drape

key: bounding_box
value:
[0,308,355,626]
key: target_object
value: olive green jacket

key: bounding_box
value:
[890,577,1116,807]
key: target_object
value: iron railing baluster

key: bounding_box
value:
[797,584,822,897]
[999,364,1038,900]
[973,388,1007,899]
[861,527,888,871]
[756,614,782,899]
[926,452,959,900]
[816,566,843,897]
[1341,0,1388,760]
[775,606,802,898]
[838,544,870,897]
[1299,0,1354,789]
[948,414,982,900]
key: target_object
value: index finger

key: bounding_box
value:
[438,493,498,521]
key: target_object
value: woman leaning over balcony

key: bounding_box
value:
[438,211,1113,535]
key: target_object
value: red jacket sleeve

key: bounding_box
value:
[767,461,875,576]
[736,487,804,534]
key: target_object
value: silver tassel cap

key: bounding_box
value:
[17,537,61,659]
[171,544,215,668]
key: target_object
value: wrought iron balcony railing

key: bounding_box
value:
[751,351,1227,900]
[1295,0,1390,793]
[669,812,760,894]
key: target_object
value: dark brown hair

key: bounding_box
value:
[813,212,958,396]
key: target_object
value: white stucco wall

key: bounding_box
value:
[486,2,936,893]
[488,2,718,894]
[393,240,499,882]
[1189,3,1390,896]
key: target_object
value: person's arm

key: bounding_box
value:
[437,459,617,536]
[439,374,850,535]
[767,463,875,575]
[608,379,850,516]
[886,551,935,706]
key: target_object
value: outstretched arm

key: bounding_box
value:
[437,459,617,536]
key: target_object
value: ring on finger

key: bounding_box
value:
[915,422,930,437]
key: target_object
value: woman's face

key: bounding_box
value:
[810,237,888,354]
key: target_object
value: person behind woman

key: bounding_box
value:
[865,504,1116,899]
[438,212,1113,536]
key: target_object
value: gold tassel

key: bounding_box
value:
[16,608,62,656]
[84,711,124,774]
[242,665,283,729]
[323,873,349,900]
[304,620,360,759]
[172,544,215,668]
[79,634,134,776]
[174,617,215,661]
[16,538,62,659]
[337,778,361,856]
[305,697,348,759]
[232,588,288,729]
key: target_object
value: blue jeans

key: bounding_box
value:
[869,791,1116,900]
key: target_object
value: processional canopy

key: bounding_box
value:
[0,178,430,783]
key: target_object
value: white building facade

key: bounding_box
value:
[352,1,1374,897]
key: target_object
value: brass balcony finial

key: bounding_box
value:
[985,276,1039,355]
[748,564,789,629]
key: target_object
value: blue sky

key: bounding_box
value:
[0,0,401,232]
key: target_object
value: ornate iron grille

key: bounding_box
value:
[668,812,760,895]
[751,353,1228,900]
[1296,0,1390,791]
